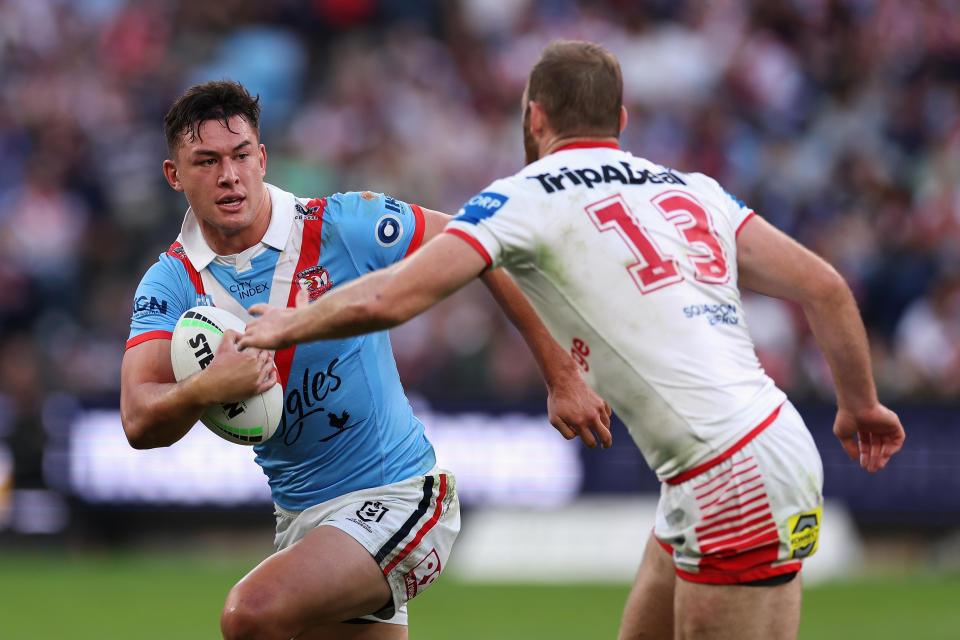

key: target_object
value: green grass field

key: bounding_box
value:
[1,550,958,639]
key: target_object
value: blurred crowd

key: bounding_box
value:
[2,0,960,487]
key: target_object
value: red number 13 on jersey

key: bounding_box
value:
[585,191,729,293]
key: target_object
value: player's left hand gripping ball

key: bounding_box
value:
[170,306,283,445]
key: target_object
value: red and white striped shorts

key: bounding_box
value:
[274,467,460,624]
[655,402,823,584]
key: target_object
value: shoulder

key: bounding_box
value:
[454,179,518,224]
[133,242,204,302]
[325,191,407,215]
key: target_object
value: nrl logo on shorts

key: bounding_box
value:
[356,501,389,523]
[296,265,333,300]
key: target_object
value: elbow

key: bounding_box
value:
[805,263,854,310]
[361,294,412,330]
[120,408,161,450]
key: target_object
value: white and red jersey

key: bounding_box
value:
[446,143,787,481]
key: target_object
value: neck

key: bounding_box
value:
[200,184,272,255]
[540,134,620,158]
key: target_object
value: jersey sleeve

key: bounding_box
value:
[329,191,427,271]
[692,172,756,236]
[126,255,195,349]
[444,181,530,269]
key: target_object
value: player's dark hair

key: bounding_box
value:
[163,80,262,157]
[526,40,622,138]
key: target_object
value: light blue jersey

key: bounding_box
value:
[128,184,435,510]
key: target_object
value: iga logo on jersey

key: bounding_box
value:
[455,191,508,224]
[296,265,333,300]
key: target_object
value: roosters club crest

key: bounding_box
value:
[296,265,333,300]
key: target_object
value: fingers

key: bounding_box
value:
[295,288,310,308]
[257,365,278,393]
[247,303,268,317]
[838,434,860,462]
[595,421,613,449]
[576,424,598,449]
[549,417,577,442]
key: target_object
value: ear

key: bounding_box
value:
[528,100,548,137]
[619,105,628,133]
[162,159,184,192]
[258,143,267,176]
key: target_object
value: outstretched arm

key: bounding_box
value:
[239,204,612,448]
[481,268,612,449]
[737,215,904,472]
[240,232,487,349]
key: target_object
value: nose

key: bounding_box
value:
[218,159,239,186]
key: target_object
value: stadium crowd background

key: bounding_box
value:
[1,0,960,496]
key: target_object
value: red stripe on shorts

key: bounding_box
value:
[694,458,759,498]
[679,542,800,585]
[700,522,780,555]
[667,404,783,485]
[382,474,448,576]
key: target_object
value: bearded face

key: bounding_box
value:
[523,102,539,166]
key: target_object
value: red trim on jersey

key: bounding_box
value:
[382,473,448,575]
[125,330,173,350]
[553,141,620,153]
[665,403,784,486]
[445,228,492,266]
[735,211,756,237]
[275,198,327,388]
[167,241,205,295]
[404,204,427,258]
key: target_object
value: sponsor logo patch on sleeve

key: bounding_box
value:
[454,191,509,225]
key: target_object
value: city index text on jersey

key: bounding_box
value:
[526,162,686,194]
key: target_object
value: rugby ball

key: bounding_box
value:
[170,306,283,445]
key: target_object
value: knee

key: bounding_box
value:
[220,582,291,640]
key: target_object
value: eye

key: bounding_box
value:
[237,152,249,160]
[198,158,216,166]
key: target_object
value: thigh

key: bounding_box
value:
[617,531,675,640]
[674,573,801,640]
[230,524,394,633]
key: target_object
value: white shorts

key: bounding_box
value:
[655,401,824,584]
[273,467,460,625]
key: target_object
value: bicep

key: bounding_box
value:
[736,215,842,303]
[121,339,175,395]
[389,233,488,314]
[419,207,453,243]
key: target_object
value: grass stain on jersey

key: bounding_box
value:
[532,242,571,290]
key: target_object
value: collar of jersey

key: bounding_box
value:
[178,182,295,270]
[551,141,620,154]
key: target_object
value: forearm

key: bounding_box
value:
[801,275,878,411]
[120,375,212,449]
[285,267,410,343]
[481,268,578,387]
